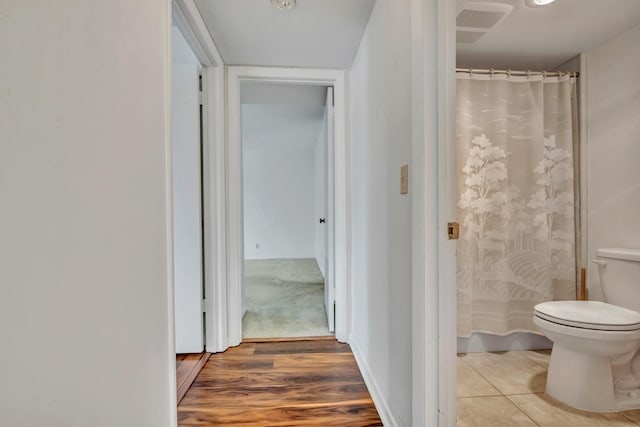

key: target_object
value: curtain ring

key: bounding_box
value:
[527,69,531,79]
[543,70,548,80]
[490,68,495,77]
[470,67,474,77]
[507,69,511,79]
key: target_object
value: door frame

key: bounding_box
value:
[437,0,458,423]
[324,86,335,334]
[172,0,228,353]
[410,0,457,425]
[226,66,349,346]
[437,0,457,424]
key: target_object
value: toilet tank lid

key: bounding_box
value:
[597,248,640,262]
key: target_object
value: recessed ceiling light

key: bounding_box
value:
[525,0,556,7]
[271,0,296,10]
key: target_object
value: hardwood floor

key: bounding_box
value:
[177,353,210,404]
[178,339,383,426]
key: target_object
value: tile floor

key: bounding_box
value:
[457,350,640,426]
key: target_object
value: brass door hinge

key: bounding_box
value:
[448,222,459,240]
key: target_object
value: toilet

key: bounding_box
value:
[534,248,640,412]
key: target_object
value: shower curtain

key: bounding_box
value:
[456,71,578,337]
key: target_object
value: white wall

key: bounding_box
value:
[0,1,174,426]
[585,23,640,301]
[172,26,200,68]
[242,105,323,260]
[349,0,413,425]
[314,107,329,277]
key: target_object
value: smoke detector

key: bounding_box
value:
[456,2,513,44]
[271,0,296,10]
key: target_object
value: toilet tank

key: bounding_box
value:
[596,248,640,312]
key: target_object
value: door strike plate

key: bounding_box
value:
[448,222,459,240]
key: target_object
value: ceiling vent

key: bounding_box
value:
[456,2,513,44]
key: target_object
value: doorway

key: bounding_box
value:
[240,83,335,339]
[226,67,349,347]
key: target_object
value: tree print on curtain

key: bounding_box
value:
[457,74,577,337]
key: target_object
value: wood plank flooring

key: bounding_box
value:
[178,339,383,426]
[177,353,210,404]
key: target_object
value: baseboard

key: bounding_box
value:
[349,339,398,427]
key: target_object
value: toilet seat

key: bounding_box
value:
[535,301,640,331]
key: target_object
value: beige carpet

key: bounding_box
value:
[242,258,331,339]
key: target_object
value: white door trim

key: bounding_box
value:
[410,0,457,425]
[226,66,349,346]
[437,0,458,424]
[172,0,227,353]
[325,86,336,334]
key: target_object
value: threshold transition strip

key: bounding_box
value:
[176,352,210,404]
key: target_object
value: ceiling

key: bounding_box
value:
[457,0,640,70]
[191,0,640,73]
[194,0,376,68]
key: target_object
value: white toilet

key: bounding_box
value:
[534,248,640,412]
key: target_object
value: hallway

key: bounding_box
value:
[177,339,382,426]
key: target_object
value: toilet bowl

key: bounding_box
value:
[534,248,640,412]
[534,301,640,411]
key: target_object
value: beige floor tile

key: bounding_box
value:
[461,351,547,394]
[508,393,638,426]
[622,409,640,424]
[521,349,551,368]
[457,396,537,426]
[457,356,501,397]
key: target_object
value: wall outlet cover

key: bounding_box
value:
[400,164,409,194]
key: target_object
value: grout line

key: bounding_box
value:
[502,391,546,396]
[457,394,505,399]
[519,350,552,368]
[456,395,541,426]
[460,351,551,395]
[504,394,542,426]
[621,413,640,425]
[460,358,507,395]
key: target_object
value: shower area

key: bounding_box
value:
[456,68,580,351]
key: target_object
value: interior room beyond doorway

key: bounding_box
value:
[240,83,335,339]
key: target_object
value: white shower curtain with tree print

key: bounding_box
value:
[457,72,578,337]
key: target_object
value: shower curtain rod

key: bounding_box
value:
[456,67,579,78]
